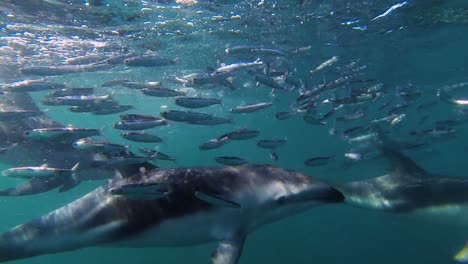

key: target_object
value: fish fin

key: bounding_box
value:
[195,191,241,208]
[211,232,246,264]
[40,164,48,168]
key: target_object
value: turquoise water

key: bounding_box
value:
[1,0,468,263]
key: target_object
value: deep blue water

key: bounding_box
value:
[1,0,468,263]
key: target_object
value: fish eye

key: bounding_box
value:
[24,131,30,136]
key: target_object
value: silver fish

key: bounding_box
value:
[121,132,164,143]
[215,156,249,166]
[230,102,273,114]
[174,97,222,109]
[142,88,185,97]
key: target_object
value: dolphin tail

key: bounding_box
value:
[0,186,124,262]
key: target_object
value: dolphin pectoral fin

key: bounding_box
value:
[211,232,246,264]
[194,191,241,208]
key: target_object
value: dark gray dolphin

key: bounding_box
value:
[338,146,468,213]
[0,92,152,196]
[0,165,344,263]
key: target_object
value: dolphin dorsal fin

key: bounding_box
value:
[380,146,428,178]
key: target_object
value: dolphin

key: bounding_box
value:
[335,146,468,262]
[338,146,468,213]
[0,165,344,263]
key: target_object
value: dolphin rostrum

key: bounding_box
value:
[0,165,344,263]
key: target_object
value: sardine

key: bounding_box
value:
[121,132,164,143]
[174,97,222,109]
[142,88,185,97]
[230,102,273,114]
[215,156,249,166]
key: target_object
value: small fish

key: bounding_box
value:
[254,74,288,90]
[346,133,377,144]
[2,163,80,180]
[67,101,119,113]
[54,95,113,106]
[371,1,408,21]
[100,79,131,87]
[95,154,155,166]
[225,46,287,57]
[440,91,468,106]
[435,119,459,129]
[72,139,129,154]
[106,54,137,64]
[303,114,326,125]
[257,139,287,149]
[0,143,18,154]
[124,55,176,67]
[160,110,214,123]
[199,135,230,150]
[230,102,273,114]
[138,148,176,161]
[121,132,163,143]
[226,128,260,140]
[388,104,408,115]
[120,114,159,122]
[65,55,108,65]
[370,114,398,123]
[91,105,133,115]
[212,59,263,74]
[310,56,339,74]
[142,88,185,97]
[275,112,296,120]
[24,127,100,142]
[3,79,66,92]
[187,117,232,126]
[174,97,222,109]
[20,65,85,76]
[304,156,334,167]
[215,156,249,166]
[344,152,362,161]
[342,126,371,140]
[121,81,162,89]
[46,88,94,98]
[390,114,406,126]
[335,111,365,122]
[113,119,167,130]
